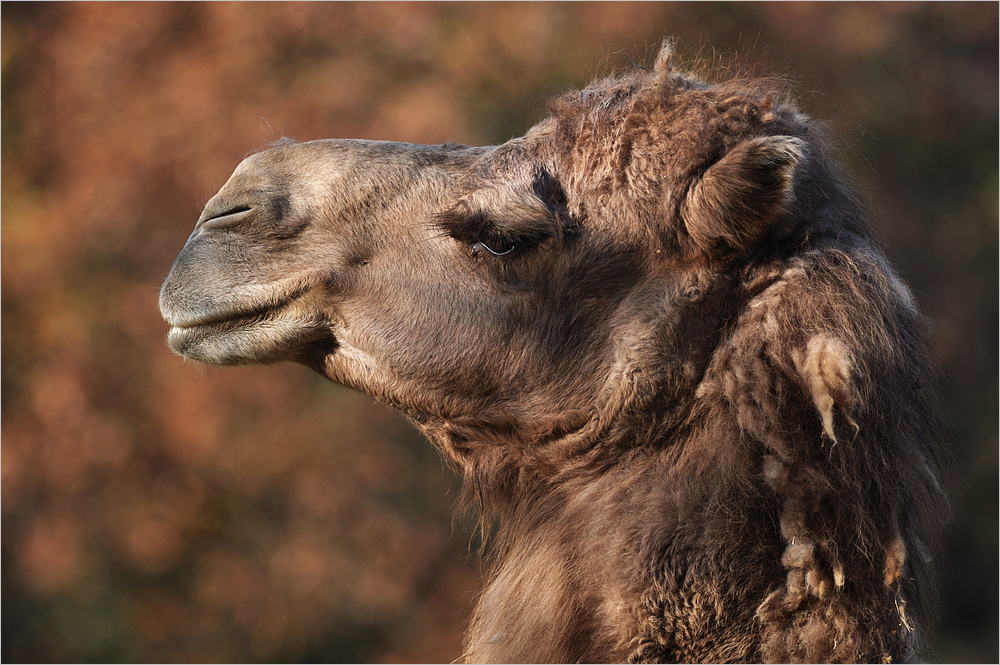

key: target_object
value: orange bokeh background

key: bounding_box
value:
[3,3,996,662]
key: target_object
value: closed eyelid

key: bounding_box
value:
[475,239,519,256]
[437,188,558,245]
[436,209,498,243]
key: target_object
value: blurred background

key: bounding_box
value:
[2,3,996,662]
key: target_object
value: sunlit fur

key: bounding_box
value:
[161,42,947,663]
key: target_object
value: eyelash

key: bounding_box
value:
[444,218,525,258]
[472,237,519,256]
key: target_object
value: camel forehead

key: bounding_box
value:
[236,139,426,177]
[229,139,492,193]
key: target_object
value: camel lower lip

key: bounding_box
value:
[165,314,274,363]
[166,309,271,331]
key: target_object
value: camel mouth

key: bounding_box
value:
[165,303,287,360]
[166,309,330,366]
[166,305,278,334]
[162,279,314,330]
[164,295,286,331]
[162,284,325,365]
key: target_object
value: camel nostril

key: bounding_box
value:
[199,205,253,230]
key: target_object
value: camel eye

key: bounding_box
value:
[439,212,527,258]
[472,238,519,256]
[437,195,553,260]
[467,227,527,258]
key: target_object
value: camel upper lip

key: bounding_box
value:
[162,282,313,330]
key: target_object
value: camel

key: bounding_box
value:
[159,42,947,663]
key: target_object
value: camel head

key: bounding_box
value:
[159,134,635,438]
[160,49,810,458]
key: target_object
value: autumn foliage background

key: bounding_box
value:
[2,3,996,662]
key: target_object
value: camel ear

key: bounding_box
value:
[683,135,804,256]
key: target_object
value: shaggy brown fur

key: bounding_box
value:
[160,41,947,663]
